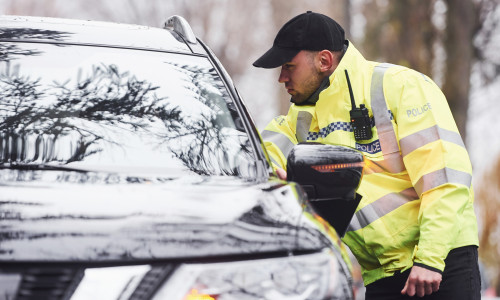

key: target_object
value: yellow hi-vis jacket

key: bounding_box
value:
[262,42,479,285]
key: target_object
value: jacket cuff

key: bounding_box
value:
[413,262,443,275]
[414,245,446,273]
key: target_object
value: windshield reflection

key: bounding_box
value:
[0,42,256,177]
[159,62,251,175]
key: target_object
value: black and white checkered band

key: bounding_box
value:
[307,111,392,141]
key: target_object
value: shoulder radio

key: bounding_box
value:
[344,70,373,141]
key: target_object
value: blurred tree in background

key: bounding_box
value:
[2,0,500,295]
[477,156,500,296]
[362,0,497,142]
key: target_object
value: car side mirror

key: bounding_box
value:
[287,143,364,236]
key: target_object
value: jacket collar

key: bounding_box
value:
[329,40,368,91]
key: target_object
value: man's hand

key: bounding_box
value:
[276,168,287,180]
[401,265,442,297]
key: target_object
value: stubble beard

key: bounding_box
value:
[290,71,324,104]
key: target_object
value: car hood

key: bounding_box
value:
[0,170,328,262]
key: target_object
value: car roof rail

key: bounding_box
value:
[164,15,197,44]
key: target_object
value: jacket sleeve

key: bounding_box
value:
[389,69,474,272]
[261,115,298,171]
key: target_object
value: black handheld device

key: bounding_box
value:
[345,70,373,141]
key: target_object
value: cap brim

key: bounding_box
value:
[253,46,300,69]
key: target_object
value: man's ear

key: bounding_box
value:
[317,50,334,73]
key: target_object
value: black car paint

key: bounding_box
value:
[0,170,329,262]
[0,15,355,300]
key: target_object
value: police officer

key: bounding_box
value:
[253,11,480,299]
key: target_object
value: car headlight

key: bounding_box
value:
[153,249,352,300]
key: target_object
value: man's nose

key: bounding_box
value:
[278,68,289,83]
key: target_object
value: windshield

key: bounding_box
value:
[0,42,256,177]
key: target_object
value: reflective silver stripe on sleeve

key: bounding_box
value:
[346,187,419,232]
[414,167,472,196]
[368,63,405,173]
[261,130,296,163]
[296,111,313,143]
[268,155,283,169]
[399,125,466,157]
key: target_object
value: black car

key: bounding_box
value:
[0,15,363,300]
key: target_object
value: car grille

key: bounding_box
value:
[0,265,177,300]
[15,268,84,300]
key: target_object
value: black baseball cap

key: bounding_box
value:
[253,11,345,69]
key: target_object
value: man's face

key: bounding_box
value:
[278,50,323,104]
